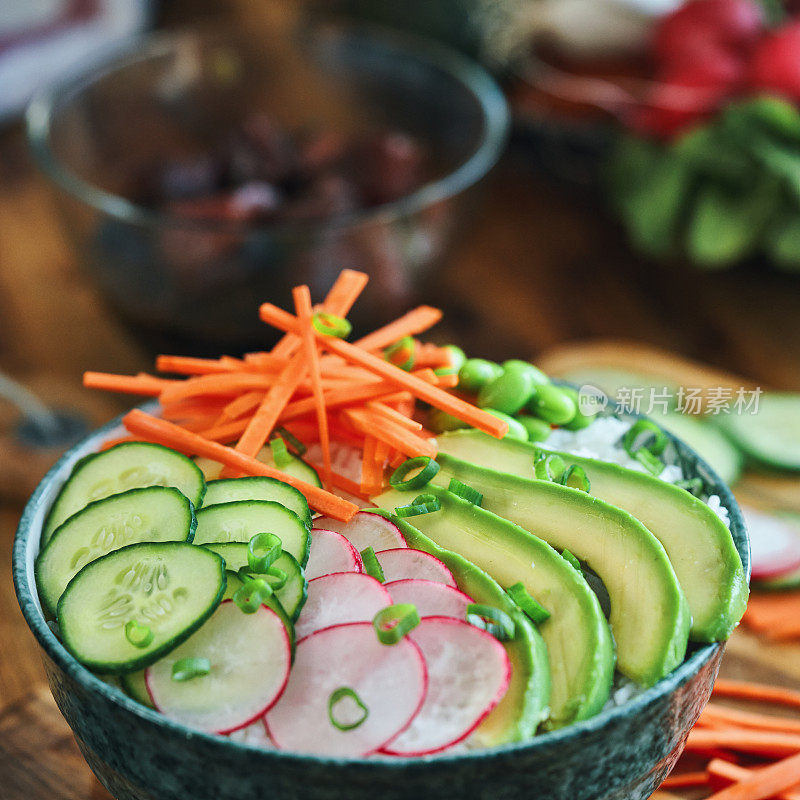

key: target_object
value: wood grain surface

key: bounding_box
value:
[2,3,800,799]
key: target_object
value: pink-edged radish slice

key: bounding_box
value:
[744,506,800,579]
[312,511,407,552]
[305,529,363,580]
[295,572,393,640]
[266,621,427,757]
[375,548,457,587]
[385,579,473,619]
[382,617,511,756]
[146,600,291,734]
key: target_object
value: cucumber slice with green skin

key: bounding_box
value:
[36,487,196,617]
[256,446,322,489]
[438,430,748,643]
[57,542,226,674]
[193,501,310,566]
[202,477,311,528]
[658,412,743,486]
[203,542,307,621]
[146,600,291,734]
[120,669,154,708]
[43,443,205,545]
[383,511,551,743]
[429,457,691,686]
[716,393,800,472]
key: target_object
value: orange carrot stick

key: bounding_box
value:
[294,284,331,482]
[159,399,227,421]
[344,408,437,459]
[704,751,800,800]
[123,409,357,520]
[743,592,800,631]
[660,771,709,789]
[158,373,276,404]
[220,390,265,421]
[259,303,507,438]
[155,356,242,376]
[353,306,442,352]
[713,681,800,712]
[366,401,424,431]
[361,436,381,496]
[83,372,177,396]
[707,759,800,800]
[700,704,800,735]
[685,728,800,758]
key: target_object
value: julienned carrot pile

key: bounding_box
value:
[658,680,800,799]
[742,591,800,641]
[83,269,507,519]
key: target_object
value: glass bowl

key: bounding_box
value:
[27,22,508,353]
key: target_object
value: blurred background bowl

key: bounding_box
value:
[26,21,508,354]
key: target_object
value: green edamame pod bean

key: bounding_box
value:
[484,409,529,441]
[429,407,470,433]
[477,368,537,415]
[516,414,553,442]
[527,384,577,426]
[502,360,549,386]
[560,387,596,431]
[458,359,502,392]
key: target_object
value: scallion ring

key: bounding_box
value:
[389,456,439,491]
[447,477,483,506]
[264,566,287,590]
[247,532,282,574]
[675,477,704,496]
[394,493,441,517]
[172,657,211,682]
[360,547,386,583]
[506,582,551,624]
[124,620,153,649]
[561,549,582,572]
[384,336,416,371]
[373,603,420,645]
[623,419,668,458]
[465,604,516,641]
[276,426,307,456]
[328,686,369,731]
[233,577,271,614]
[269,436,294,469]
[561,464,591,493]
[312,312,352,339]
[634,447,664,476]
[534,453,566,483]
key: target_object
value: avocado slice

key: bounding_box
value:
[375,511,551,744]
[438,430,747,642]
[432,453,691,687]
[375,487,614,729]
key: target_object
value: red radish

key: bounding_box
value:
[748,21,800,103]
[266,621,427,757]
[385,579,473,619]
[374,548,457,587]
[744,507,800,580]
[305,529,363,580]
[382,617,511,756]
[145,601,291,734]
[313,510,407,551]
[295,572,393,640]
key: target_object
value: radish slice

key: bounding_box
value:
[295,572,393,640]
[382,617,511,756]
[385,579,473,619]
[266,621,427,757]
[313,511,407,551]
[305,529,363,580]
[744,506,800,579]
[146,600,291,734]
[375,548,457,587]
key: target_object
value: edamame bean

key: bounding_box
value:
[478,368,536,414]
[517,415,553,442]
[458,359,502,392]
[527,384,577,426]
[502,360,549,386]
[434,345,467,376]
[428,407,470,433]
[484,409,529,441]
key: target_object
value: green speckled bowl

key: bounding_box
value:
[13,408,749,800]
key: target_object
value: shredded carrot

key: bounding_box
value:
[704,750,800,800]
[743,591,800,632]
[361,436,382,496]
[259,303,507,438]
[389,450,407,469]
[414,342,454,369]
[707,759,800,800]
[353,306,442,352]
[660,771,709,789]
[701,704,800,735]
[344,408,437,460]
[155,355,240,376]
[713,681,800,712]
[220,390,265,422]
[308,465,371,502]
[685,728,800,758]
[123,409,356,520]
[83,372,177,396]
[366,401,424,431]
[159,399,227,421]
[374,439,391,465]
[158,373,276,405]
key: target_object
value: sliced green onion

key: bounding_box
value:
[384,336,416,371]
[506,583,551,624]
[395,493,441,517]
[389,456,439,491]
[623,420,668,458]
[328,686,369,731]
[561,549,581,571]
[360,547,386,583]
[264,565,287,590]
[561,464,591,493]
[447,477,483,506]
[247,532,282,574]
[124,620,153,649]
[269,437,294,469]
[171,657,211,682]
[675,477,704,496]
[635,448,664,475]
[233,576,271,613]
[534,452,566,483]
[373,603,420,645]
[276,426,307,457]
[465,604,516,641]
[312,311,352,339]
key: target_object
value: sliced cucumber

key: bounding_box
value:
[44,443,205,544]
[717,393,800,472]
[256,445,322,488]
[193,501,310,566]
[206,542,307,621]
[202,477,311,527]
[222,570,296,649]
[120,669,154,708]
[36,486,196,616]
[57,542,225,674]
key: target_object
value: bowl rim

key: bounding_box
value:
[25,20,510,236]
[12,402,748,768]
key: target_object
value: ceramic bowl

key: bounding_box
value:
[13,409,749,800]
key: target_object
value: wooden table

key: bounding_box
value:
[2,5,800,799]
